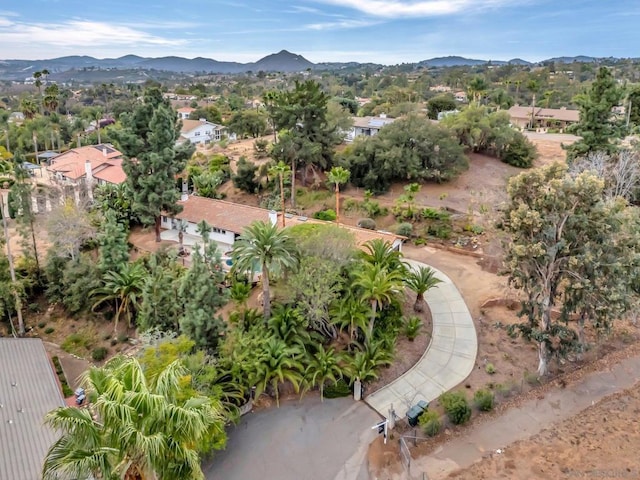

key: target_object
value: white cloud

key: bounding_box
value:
[0,16,186,58]
[306,19,381,30]
[311,0,514,18]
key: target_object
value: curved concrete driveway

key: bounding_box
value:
[365,259,477,417]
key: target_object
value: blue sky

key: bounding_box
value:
[0,1,638,64]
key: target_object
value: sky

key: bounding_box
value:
[0,1,638,64]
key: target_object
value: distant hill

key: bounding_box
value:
[250,50,314,72]
[0,51,621,81]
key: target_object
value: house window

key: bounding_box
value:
[212,227,227,234]
[194,131,200,136]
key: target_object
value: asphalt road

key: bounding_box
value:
[204,396,381,480]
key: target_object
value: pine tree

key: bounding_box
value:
[566,67,624,160]
[179,221,228,350]
[97,210,129,274]
[137,253,185,333]
[112,87,195,241]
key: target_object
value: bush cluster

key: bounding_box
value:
[439,391,472,425]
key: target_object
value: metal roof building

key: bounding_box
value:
[0,338,65,480]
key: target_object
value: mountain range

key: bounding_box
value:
[0,50,614,80]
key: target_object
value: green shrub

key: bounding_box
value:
[524,370,541,386]
[421,208,450,221]
[61,330,95,355]
[44,327,55,334]
[117,333,129,344]
[324,378,352,398]
[500,133,536,168]
[439,391,472,425]
[473,388,495,411]
[485,363,496,374]
[418,410,442,437]
[28,303,41,313]
[91,347,109,362]
[404,316,422,341]
[362,200,387,218]
[357,218,377,230]
[463,224,484,235]
[313,209,337,221]
[37,321,47,329]
[427,224,452,240]
[396,222,413,237]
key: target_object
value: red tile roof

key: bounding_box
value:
[173,196,403,249]
[48,144,126,184]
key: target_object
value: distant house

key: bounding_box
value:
[48,144,126,187]
[507,105,580,131]
[160,195,404,256]
[346,115,396,142]
[178,119,230,145]
[0,338,65,480]
[454,91,468,102]
[8,112,24,123]
[176,107,195,120]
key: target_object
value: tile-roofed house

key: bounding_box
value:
[508,105,580,131]
[346,115,396,142]
[161,195,404,254]
[178,119,230,146]
[0,338,65,480]
[48,144,126,186]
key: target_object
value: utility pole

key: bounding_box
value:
[0,194,24,335]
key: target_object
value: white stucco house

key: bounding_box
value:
[178,119,232,145]
[160,196,404,261]
[176,107,195,120]
[346,115,396,142]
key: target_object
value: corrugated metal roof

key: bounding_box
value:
[0,338,65,480]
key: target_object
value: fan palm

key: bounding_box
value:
[43,356,225,480]
[231,221,299,320]
[405,265,442,312]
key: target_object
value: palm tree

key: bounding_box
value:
[43,83,60,114]
[255,337,304,407]
[360,238,406,273]
[327,166,350,223]
[43,356,224,480]
[91,262,147,333]
[467,76,488,106]
[526,79,540,129]
[20,98,38,120]
[304,345,343,401]
[231,221,299,320]
[405,265,442,312]
[267,304,313,351]
[352,262,404,338]
[269,160,290,227]
[330,294,369,340]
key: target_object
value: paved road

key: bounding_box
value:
[365,260,477,419]
[204,396,381,480]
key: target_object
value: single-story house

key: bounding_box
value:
[178,119,230,145]
[0,338,65,480]
[177,107,195,120]
[48,144,126,186]
[160,195,404,256]
[507,105,580,131]
[346,115,396,142]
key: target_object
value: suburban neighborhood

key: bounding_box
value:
[1,5,640,479]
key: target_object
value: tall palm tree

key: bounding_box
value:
[231,221,299,320]
[327,166,350,223]
[405,265,442,312]
[467,76,488,106]
[91,262,147,333]
[526,79,540,129]
[304,345,343,401]
[43,356,224,480]
[255,337,304,407]
[20,98,38,120]
[352,262,404,338]
[269,161,290,227]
